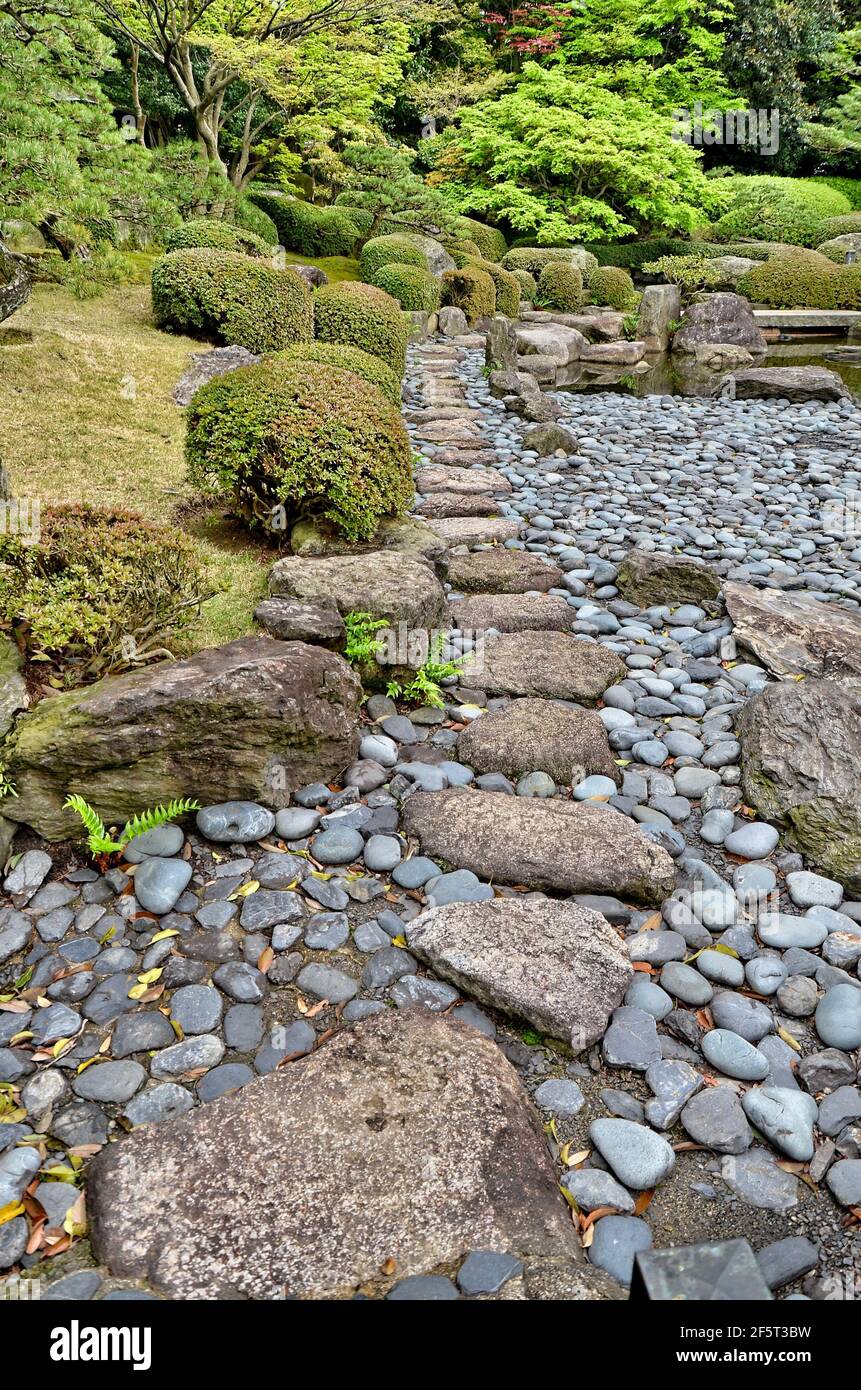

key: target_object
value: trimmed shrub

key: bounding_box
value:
[0,505,209,682]
[235,199,279,247]
[442,239,483,267]
[313,280,409,374]
[151,248,313,353]
[370,264,442,313]
[164,218,272,257]
[813,176,861,210]
[644,256,724,296]
[186,358,413,542]
[249,191,360,256]
[274,342,402,406]
[819,213,861,240]
[469,259,520,316]
[585,265,638,311]
[818,235,861,264]
[737,255,837,309]
[833,265,861,309]
[454,216,508,262]
[590,238,695,269]
[440,266,496,323]
[538,262,583,311]
[710,176,850,248]
[502,246,581,275]
[512,268,537,301]
[360,234,425,279]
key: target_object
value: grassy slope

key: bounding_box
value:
[0,266,314,654]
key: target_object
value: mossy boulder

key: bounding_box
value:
[616,549,721,608]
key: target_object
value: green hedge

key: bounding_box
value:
[538,262,583,311]
[234,200,280,247]
[186,358,413,542]
[151,248,313,353]
[360,234,425,279]
[313,280,409,373]
[586,265,638,311]
[834,265,861,309]
[442,239,483,268]
[737,255,836,309]
[470,258,520,316]
[440,266,496,323]
[710,176,851,248]
[249,191,360,256]
[370,264,442,313]
[813,176,861,210]
[512,268,537,301]
[164,218,272,257]
[644,255,724,296]
[454,216,508,262]
[274,342,402,406]
[819,213,861,239]
[0,504,207,682]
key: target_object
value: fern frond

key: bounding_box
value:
[63,795,125,856]
[118,797,201,845]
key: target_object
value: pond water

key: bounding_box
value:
[558,337,861,399]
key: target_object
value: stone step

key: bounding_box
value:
[442,548,563,593]
[416,420,485,445]
[414,493,499,519]
[401,788,676,904]
[424,517,520,546]
[478,630,625,703]
[415,464,510,495]
[449,592,572,633]
[428,448,499,468]
[455,696,618,785]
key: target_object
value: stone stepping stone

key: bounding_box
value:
[424,517,520,546]
[268,551,444,630]
[86,1010,578,1300]
[253,597,345,648]
[478,631,625,703]
[417,420,485,444]
[406,896,631,1047]
[432,448,500,468]
[402,788,676,904]
[442,549,562,594]
[456,698,618,786]
[415,493,499,519]
[450,593,572,634]
[415,464,510,495]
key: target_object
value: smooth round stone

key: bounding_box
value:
[723,823,779,859]
[777,975,819,1018]
[680,1086,752,1154]
[72,1059,145,1102]
[701,1028,770,1081]
[362,835,402,872]
[689,888,737,930]
[123,1083,194,1126]
[344,759,387,793]
[456,1250,523,1296]
[733,861,777,903]
[150,1034,224,1078]
[197,1063,253,1102]
[561,1168,635,1214]
[123,824,184,862]
[588,1215,652,1288]
[312,827,364,865]
[426,869,493,906]
[274,807,321,840]
[391,856,439,889]
[170,984,223,1035]
[359,733,399,768]
[516,770,556,797]
[296,963,357,1003]
[815,984,861,1049]
[745,956,787,996]
[697,949,744,988]
[660,961,713,1006]
[627,929,686,965]
[741,1085,818,1161]
[533,1078,585,1115]
[573,775,617,801]
[303,912,349,951]
[700,809,734,845]
[758,912,827,950]
[786,870,843,909]
[710,990,774,1042]
[133,857,192,916]
[387,1275,459,1301]
[589,1118,675,1189]
[633,739,667,767]
[826,1159,861,1207]
[624,978,673,1021]
[673,767,720,798]
[196,802,275,843]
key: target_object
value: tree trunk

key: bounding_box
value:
[130,42,147,146]
[0,238,30,324]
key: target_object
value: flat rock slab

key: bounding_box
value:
[724,582,861,682]
[424,517,520,546]
[725,366,848,402]
[88,1010,576,1299]
[479,631,624,702]
[402,789,675,904]
[450,594,573,634]
[579,341,646,365]
[442,549,562,594]
[3,638,361,839]
[407,898,631,1048]
[617,550,720,608]
[268,552,444,630]
[415,493,499,519]
[456,698,619,785]
[415,465,510,495]
[253,598,345,649]
[173,345,260,407]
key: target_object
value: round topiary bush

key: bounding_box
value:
[538,262,583,310]
[370,264,442,313]
[711,176,851,248]
[440,266,496,324]
[512,268,537,302]
[151,248,313,353]
[249,192,360,256]
[833,265,861,309]
[819,213,861,240]
[585,265,638,311]
[274,342,402,406]
[313,280,409,373]
[454,216,508,263]
[737,255,837,309]
[234,199,280,247]
[164,218,272,257]
[442,239,483,268]
[469,259,520,317]
[186,358,413,542]
[360,234,426,280]
[0,504,209,682]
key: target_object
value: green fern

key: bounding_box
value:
[343,611,389,666]
[63,793,201,858]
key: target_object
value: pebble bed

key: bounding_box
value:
[1,335,861,1300]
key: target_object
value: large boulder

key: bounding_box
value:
[737,678,861,893]
[817,232,861,262]
[0,636,27,740]
[515,324,588,365]
[442,549,562,594]
[402,788,676,904]
[617,549,721,608]
[672,293,767,355]
[485,315,519,371]
[709,256,759,288]
[0,237,30,324]
[723,366,848,403]
[450,594,572,634]
[173,345,260,406]
[2,637,362,839]
[521,422,579,455]
[406,897,633,1048]
[579,341,646,365]
[409,234,456,276]
[88,1010,579,1299]
[724,583,861,682]
[694,343,754,371]
[478,631,624,703]
[456,698,619,785]
[268,552,445,631]
[637,284,681,352]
